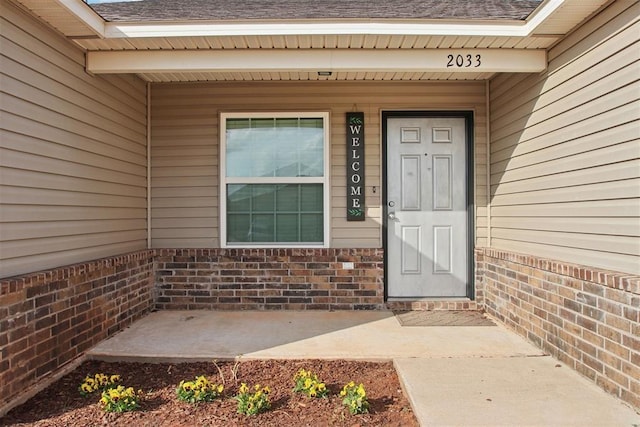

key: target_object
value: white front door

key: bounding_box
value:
[386,115,469,298]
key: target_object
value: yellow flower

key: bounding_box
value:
[357,384,366,397]
[217,384,224,393]
[239,383,248,394]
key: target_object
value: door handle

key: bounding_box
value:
[388,212,397,221]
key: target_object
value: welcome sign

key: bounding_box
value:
[347,112,365,221]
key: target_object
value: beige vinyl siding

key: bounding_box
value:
[0,1,148,278]
[151,81,487,248]
[488,0,640,274]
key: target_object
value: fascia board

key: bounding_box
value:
[86,48,547,74]
[54,0,106,37]
[104,21,531,38]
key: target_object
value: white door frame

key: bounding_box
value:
[382,110,475,300]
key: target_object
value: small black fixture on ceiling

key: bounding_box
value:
[317,71,333,76]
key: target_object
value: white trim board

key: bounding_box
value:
[87,49,547,74]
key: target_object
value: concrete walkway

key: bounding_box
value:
[88,311,639,426]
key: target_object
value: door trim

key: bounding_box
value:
[382,111,475,300]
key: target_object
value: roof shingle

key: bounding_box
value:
[90,0,543,22]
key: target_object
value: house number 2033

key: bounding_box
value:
[447,54,482,68]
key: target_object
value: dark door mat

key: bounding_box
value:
[393,310,496,327]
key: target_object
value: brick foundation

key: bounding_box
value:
[477,248,640,410]
[155,248,385,310]
[2,247,638,414]
[0,251,155,415]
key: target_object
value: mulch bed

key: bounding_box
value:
[1,359,419,426]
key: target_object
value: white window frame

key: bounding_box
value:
[220,111,330,248]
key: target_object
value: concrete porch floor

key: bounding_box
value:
[88,311,639,426]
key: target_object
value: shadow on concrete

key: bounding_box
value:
[87,310,542,363]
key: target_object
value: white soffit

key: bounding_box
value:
[75,34,559,51]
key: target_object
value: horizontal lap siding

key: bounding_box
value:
[488,1,640,275]
[0,1,148,278]
[150,81,487,248]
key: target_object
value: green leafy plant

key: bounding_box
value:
[340,381,369,414]
[293,369,328,398]
[99,385,141,413]
[78,373,121,397]
[176,375,224,404]
[235,383,271,416]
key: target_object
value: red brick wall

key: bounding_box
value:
[477,248,640,410]
[155,248,384,310]
[0,251,155,414]
[5,246,637,413]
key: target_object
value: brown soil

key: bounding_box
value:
[2,359,419,426]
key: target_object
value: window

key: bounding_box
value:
[221,112,329,246]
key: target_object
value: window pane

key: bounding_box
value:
[276,185,298,211]
[228,214,251,242]
[301,213,323,242]
[252,185,275,212]
[226,117,324,178]
[275,118,299,128]
[275,144,298,177]
[227,184,251,211]
[226,118,251,130]
[251,214,274,241]
[298,142,323,177]
[299,118,323,129]
[276,214,298,242]
[252,118,275,128]
[227,184,323,244]
[300,184,323,211]
[251,129,276,178]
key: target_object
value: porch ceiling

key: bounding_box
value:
[12,0,611,82]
